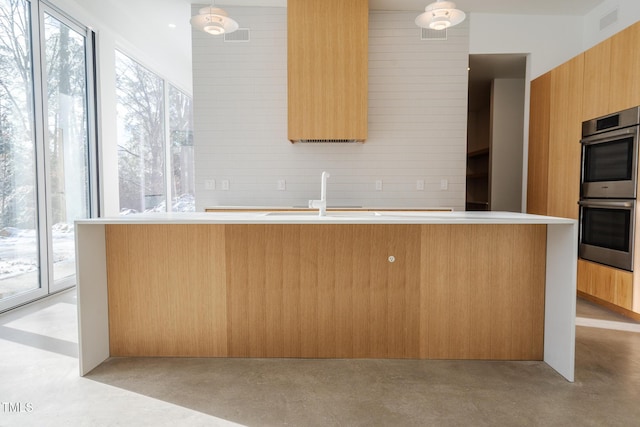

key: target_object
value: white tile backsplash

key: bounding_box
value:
[193,8,469,210]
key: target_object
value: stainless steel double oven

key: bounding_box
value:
[579,106,640,271]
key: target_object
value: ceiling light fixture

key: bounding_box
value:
[415,0,466,31]
[190,3,239,36]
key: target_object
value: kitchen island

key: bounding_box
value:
[75,211,577,381]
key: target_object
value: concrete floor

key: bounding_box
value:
[1,290,639,427]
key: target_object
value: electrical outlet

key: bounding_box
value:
[222,180,230,191]
[375,180,383,191]
[277,180,286,191]
[416,179,425,191]
[440,179,448,190]
[205,179,216,190]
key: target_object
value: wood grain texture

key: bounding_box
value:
[420,224,546,360]
[106,224,228,357]
[225,224,421,358]
[582,38,612,121]
[527,72,551,215]
[288,0,368,141]
[577,259,633,310]
[548,54,584,220]
[106,223,547,360]
[609,21,640,113]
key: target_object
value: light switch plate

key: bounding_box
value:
[222,180,230,191]
[440,179,448,190]
[277,180,286,191]
[205,179,216,190]
[417,180,424,191]
[375,180,383,191]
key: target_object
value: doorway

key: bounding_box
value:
[466,54,527,211]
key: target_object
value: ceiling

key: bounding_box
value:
[468,54,527,112]
[188,0,604,16]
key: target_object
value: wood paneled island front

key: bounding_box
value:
[75,211,577,381]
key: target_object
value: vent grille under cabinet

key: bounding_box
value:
[224,28,250,42]
[295,139,361,144]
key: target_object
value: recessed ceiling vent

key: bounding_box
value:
[294,139,361,144]
[224,28,250,42]
[421,27,447,41]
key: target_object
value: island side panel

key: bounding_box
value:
[76,223,110,375]
[543,222,577,382]
[224,224,422,358]
[105,224,228,357]
[419,224,546,360]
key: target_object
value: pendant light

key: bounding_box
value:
[190,2,239,36]
[415,0,466,31]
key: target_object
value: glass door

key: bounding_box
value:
[0,0,47,307]
[42,9,93,290]
[0,0,96,311]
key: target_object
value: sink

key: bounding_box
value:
[263,211,381,217]
[263,212,319,216]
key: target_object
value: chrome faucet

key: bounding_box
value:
[309,171,330,216]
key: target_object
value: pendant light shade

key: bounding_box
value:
[415,0,466,31]
[191,6,239,36]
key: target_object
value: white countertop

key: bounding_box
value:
[76,211,576,225]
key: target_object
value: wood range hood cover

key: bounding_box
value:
[287,0,368,143]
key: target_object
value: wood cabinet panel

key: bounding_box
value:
[106,224,228,357]
[288,0,368,141]
[106,224,546,360]
[577,259,633,310]
[609,22,640,113]
[547,54,584,220]
[225,224,422,358]
[420,224,546,360]
[582,38,612,121]
[527,72,551,215]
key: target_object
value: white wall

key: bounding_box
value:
[193,8,469,210]
[490,78,525,212]
[469,13,584,80]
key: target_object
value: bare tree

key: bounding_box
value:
[115,52,165,212]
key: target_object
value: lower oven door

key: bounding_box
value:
[578,199,635,271]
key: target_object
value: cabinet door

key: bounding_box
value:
[547,54,584,220]
[582,38,611,121]
[527,73,551,215]
[609,22,640,113]
[577,259,633,310]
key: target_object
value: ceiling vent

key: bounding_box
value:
[599,9,618,31]
[224,28,250,42]
[421,27,447,41]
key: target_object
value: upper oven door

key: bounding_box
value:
[581,126,639,199]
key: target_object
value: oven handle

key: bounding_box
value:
[578,200,635,208]
[581,126,638,145]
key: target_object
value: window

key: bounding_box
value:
[169,86,195,212]
[0,0,97,311]
[116,51,194,214]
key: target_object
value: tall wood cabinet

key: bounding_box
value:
[547,55,584,220]
[582,22,640,121]
[527,55,583,220]
[609,22,640,113]
[287,0,368,142]
[526,74,551,215]
[527,21,640,318]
